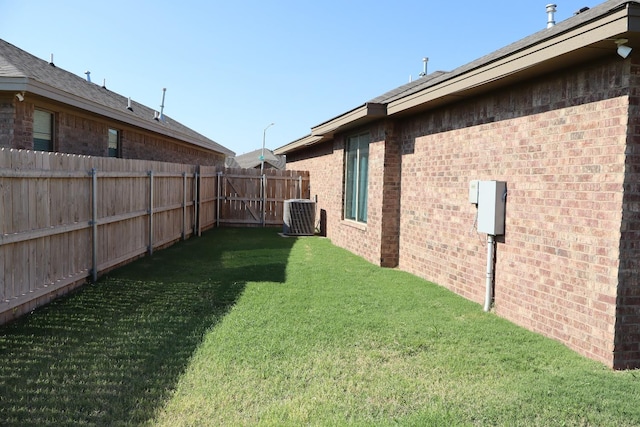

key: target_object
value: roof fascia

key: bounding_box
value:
[310,102,386,137]
[387,4,634,115]
[274,134,322,155]
[0,76,28,91]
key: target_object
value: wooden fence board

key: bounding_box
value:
[0,244,4,302]
[216,169,310,227]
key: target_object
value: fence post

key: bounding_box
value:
[261,173,266,227]
[148,170,154,255]
[182,171,187,240]
[217,171,222,228]
[194,170,201,236]
[90,168,98,282]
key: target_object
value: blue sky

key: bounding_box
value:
[1,0,596,156]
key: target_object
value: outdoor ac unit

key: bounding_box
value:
[283,199,316,236]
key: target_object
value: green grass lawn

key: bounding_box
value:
[1,228,639,426]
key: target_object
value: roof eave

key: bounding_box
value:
[277,1,640,155]
[388,2,639,116]
[1,77,234,156]
[276,103,385,155]
[274,134,323,155]
[311,102,387,138]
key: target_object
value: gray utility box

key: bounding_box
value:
[477,181,506,235]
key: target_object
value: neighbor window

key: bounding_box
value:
[344,133,369,223]
[108,129,119,157]
[33,109,53,151]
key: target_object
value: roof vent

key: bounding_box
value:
[159,88,166,121]
[546,4,557,28]
[49,53,55,66]
[418,57,428,78]
[574,6,589,15]
[153,111,160,121]
[84,71,91,82]
[127,97,133,111]
[102,78,107,89]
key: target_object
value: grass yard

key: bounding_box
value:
[1,228,639,426]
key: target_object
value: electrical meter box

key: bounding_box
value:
[477,180,506,235]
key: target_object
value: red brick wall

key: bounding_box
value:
[400,102,626,367]
[287,56,635,368]
[0,95,31,149]
[121,130,223,166]
[286,136,370,260]
[57,111,106,156]
[0,96,14,148]
[397,58,628,367]
[616,60,640,369]
[1,96,224,166]
[380,122,401,267]
[287,122,400,267]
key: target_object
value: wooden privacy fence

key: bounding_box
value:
[0,149,199,322]
[202,167,310,227]
[0,149,309,322]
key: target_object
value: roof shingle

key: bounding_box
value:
[0,38,234,156]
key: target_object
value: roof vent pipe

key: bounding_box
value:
[49,54,55,66]
[159,88,166,121]
[102,78,106,89]
[85,71,91,82]
[419,57,428,77]
[127,97,133,111]
[546,3,557,28]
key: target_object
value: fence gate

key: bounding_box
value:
[215,168,310,227]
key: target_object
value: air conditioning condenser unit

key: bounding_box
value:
[283,199,316,236]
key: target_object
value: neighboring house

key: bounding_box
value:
[225,148,286,170]
[0,39,234,165]
[276,0,640,369]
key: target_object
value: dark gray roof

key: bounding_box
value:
[225,148,286,170]
[368,0,637,105]
[0,39,234,156]
[369,71,448,104]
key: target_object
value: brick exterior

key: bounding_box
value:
[0,96,224,166]
[286,56,639,368]
[0,96,14,148]
[616,60,640,369]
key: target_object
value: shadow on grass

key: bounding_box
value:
[0,227,295,426]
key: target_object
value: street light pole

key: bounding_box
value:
[261,122,275,173]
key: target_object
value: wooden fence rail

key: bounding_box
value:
[0,150,309,323]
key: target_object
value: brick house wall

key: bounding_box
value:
[286,56,638,368]
[616,59,640,368]
[287,122,401,267]
[0,96,15,147]
[0,96,224,166]
[399,57,628,367]
[286,133,373,261]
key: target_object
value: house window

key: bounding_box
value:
[108,129,119,157]
[33,109,53,151]
[344,133,369,223]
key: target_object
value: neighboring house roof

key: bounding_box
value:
[276,0,640,155]
[225,148,286,169]
[0,39,235,157]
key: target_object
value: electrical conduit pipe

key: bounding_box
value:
[484,234,495,312]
